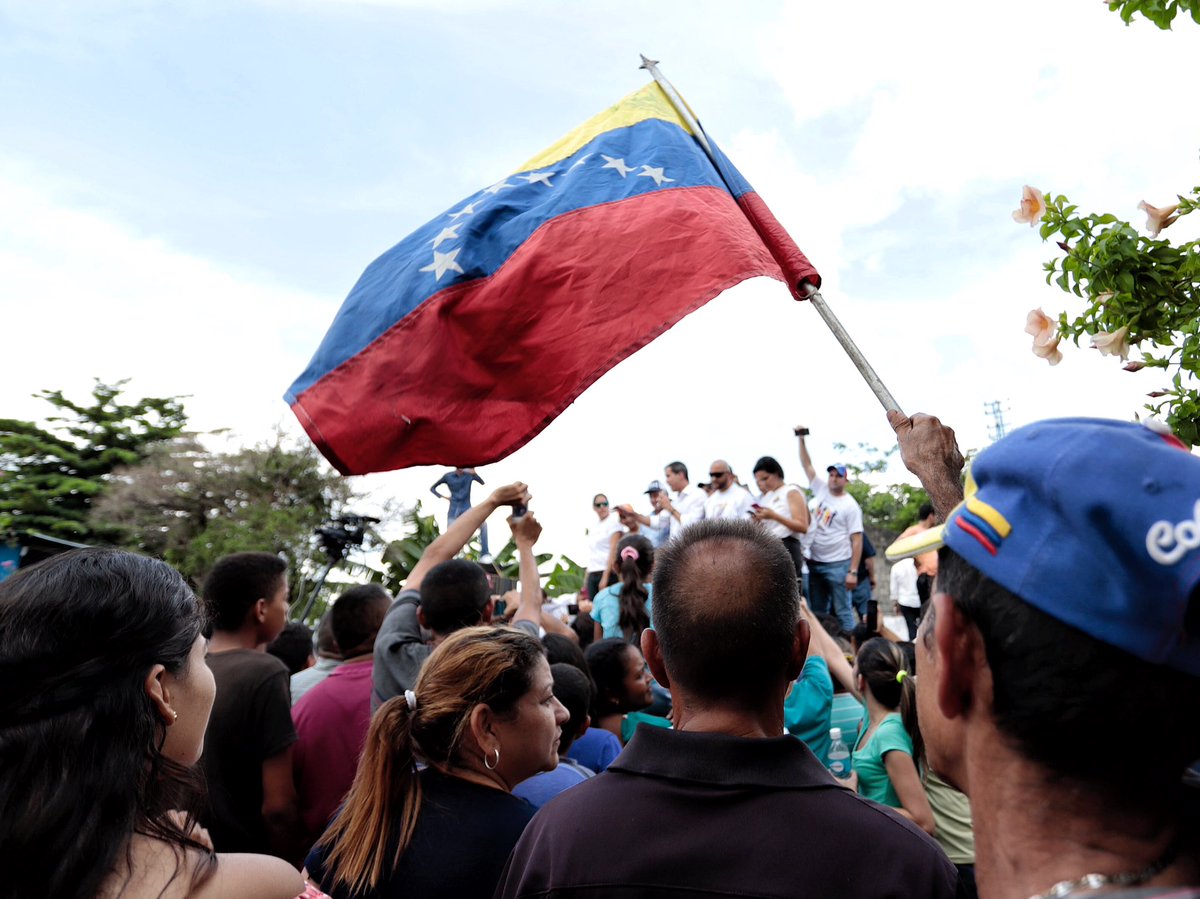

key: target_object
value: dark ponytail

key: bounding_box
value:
[614,534,653,643]
[856,637,924,771]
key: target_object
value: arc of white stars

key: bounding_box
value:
[484,179,514,194]
[430,224,462,249]
[448,202,481,220]
[419,248,465,281]
[601,155,635,178]
[638,165,675,187]
[522,170,555,187]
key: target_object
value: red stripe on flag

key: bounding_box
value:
[293,185,786,473]
[736,191,820,295]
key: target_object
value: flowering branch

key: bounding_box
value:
[1029,185,1200,443]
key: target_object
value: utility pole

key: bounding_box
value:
[984,400,1009,443]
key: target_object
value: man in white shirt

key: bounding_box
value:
[651,461,707,540]
[889,556,921,640]
[703,459,755,521]
[797,428,863,632]
[623,481,670,548]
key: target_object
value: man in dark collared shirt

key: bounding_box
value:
[496,519,958,899]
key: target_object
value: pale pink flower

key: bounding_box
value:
[1012,185,1047,226]
[1094,291,1115,304]
[1123,361,1146,372]
[1025,308,1058,346]
[1138,200,1180,237]
[1090,326,1131,360]
[1032,336,1063,366]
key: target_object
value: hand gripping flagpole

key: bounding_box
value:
[639,55,904,416]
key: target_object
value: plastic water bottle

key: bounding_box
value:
[827,727,850,779]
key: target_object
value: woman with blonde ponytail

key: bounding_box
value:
[846,637,936,835]
[303,626,567,899]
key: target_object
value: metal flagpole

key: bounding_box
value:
[638,54,904,416]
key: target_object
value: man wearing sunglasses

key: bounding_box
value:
[703,460,755,521]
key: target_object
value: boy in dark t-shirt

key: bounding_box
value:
[198,552,301,862]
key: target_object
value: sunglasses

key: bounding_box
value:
[708,471,730,478]
[594,501,609,507]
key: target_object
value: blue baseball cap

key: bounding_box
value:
[827,464,848,477]
[886,418,1200,676]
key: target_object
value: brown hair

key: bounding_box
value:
[856,637,924,770]
[316,626,544,895]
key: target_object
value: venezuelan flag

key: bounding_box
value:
[287,82,820,474]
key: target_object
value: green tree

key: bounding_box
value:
[0,380,186,541]
[93,432,359,593]
[1106,0,1200,28]
[378,502,585,598]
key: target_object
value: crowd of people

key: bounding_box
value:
[3,410,1200,898]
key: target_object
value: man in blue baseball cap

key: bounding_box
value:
[887,410,1200,898]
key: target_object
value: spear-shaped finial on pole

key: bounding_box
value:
[639,54,903,415]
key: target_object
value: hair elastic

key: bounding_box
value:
[620,547,640,562]
[404,689,418,711]
[895,670,908,684]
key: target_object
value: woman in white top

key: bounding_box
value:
[584,494,625,601]
[751,455,811,577]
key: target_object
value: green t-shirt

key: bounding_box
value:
[852,712,912,808]
[621,710,672,743]
[784,656,833,765]
[925,769,975,864]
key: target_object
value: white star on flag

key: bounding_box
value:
[638,165,675,187]
[601,155,636,178]
[484,179,514,194]
[419,248,465,281]
[564,154,591,175]
[431,224,462,249]
[523,171,555,187]
[448,202,481,220]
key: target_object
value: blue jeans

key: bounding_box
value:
[850,580,872,620]
[808,559,856,632]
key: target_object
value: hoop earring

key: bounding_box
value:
[484,747,500,770]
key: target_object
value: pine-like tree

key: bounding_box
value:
[0,380,186,541]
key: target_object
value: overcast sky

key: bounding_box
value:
[3,0,1197,563]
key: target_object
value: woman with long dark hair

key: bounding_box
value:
[305,625,568,899]
[591,534,654,644]
[847,637,935,834]
[0,548,300,899]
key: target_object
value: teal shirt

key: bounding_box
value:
[853,713,912,808]
[592,583,653,640]
[830,693,865,749]
[784,657,833,764]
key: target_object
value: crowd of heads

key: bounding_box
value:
[4,413,1200,898]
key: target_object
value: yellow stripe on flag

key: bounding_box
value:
[515,82,693,174]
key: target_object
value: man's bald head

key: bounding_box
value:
[652,519,800,708]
